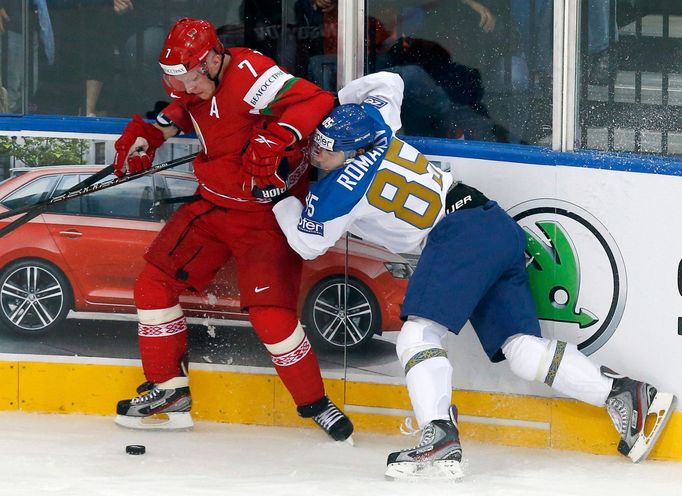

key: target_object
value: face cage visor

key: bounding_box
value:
[308,138,357,171]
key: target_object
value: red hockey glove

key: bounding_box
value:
[113,114,166,177]
[241,123,296,189]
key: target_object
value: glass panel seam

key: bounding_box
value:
[554,0,579,152]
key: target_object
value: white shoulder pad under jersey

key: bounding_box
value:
[338,72,404,133]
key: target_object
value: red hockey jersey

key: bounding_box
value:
[161,47,334,210]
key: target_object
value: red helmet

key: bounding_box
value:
[159,18,223,76]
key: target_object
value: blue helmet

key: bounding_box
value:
[312,104,378,153]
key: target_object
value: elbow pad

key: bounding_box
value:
[157,101,193,134]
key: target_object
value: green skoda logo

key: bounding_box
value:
[508,200,627,355]
[525,221,598,328]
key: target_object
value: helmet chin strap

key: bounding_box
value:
[209,53,225,88]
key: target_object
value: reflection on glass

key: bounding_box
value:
[0,1,341,118]
[577,1,682,155]
[239,1,340,91]
[365,0,552,145]
[0,0,42,114]
[0,136,86,167]
[20,2,227,118]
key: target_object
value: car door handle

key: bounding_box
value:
[59,229,82,238]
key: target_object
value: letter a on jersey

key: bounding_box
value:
[210,96,220,118]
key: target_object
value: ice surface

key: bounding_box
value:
[1,411,680,496]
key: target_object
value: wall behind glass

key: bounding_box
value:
[0,1,338,119]
[577,0,682,155]
[365,0,553,146]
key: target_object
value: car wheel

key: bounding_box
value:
[302,276,381,351]
[0,259,73,336]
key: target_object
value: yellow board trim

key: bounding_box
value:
[0,362,18,410]
[2,360,680,461]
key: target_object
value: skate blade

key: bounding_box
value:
[344,435,355,446]
[385,460,464,481]
[627,392,676,463]
[115,412,194,431]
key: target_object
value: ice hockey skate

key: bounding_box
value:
[602,367,675,463]
[115,374,193,431]
[385,405,463,481]
[297,396,354,444]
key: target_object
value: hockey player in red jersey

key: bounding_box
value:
[112,17,353,442]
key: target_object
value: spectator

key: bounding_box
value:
[383,35,517,141]
[0,0,53,113]
[82,1,121,116]
[373,0,526,142]
[513,0,620,87]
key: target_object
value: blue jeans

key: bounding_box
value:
[0,29,39,113]
[511,0,616,75]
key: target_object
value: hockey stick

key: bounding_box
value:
[0,152,198,238]
[0,165,116,237]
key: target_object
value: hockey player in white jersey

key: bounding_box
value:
[265,71,676,479]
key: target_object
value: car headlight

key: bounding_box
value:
[384,262,413,279]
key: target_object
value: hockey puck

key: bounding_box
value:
[125,444,146,455]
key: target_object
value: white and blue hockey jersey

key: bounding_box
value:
[273,72,454,260]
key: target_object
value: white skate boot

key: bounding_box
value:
[385,405,463,480]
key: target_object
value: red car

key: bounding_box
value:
[0,165,411,350]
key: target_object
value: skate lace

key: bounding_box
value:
[314,404,344,430]
[606,397,628,435]
[400,419,436,451]
[131,386,160,405]
[399,417,420,436]
[399,417,440,449]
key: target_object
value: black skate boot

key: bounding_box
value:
[298,396,354,443]
[385,405,463,480]
[115,359,193,430]
[602,367,675,462]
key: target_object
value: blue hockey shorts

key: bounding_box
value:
[400,201,541,362]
